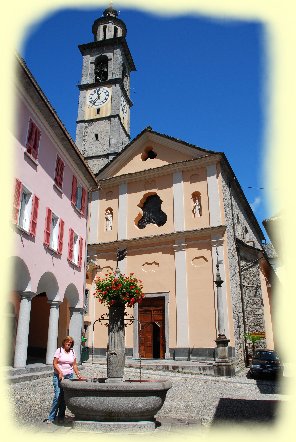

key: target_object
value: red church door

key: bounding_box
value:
[139,297,165,359]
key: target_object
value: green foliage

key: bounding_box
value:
[94,272,144,307]
[244,333,263,344]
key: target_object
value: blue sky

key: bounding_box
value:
[21,6,269,237]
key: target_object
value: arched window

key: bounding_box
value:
[141,146,157,161]
[94,55,108,83]
[103,25,107,40]
[136,194,167,229]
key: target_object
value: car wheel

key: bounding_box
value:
[246,370,252,379]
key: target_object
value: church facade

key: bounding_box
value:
[78,8,275,368]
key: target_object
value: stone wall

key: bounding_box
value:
[220,166,266,367]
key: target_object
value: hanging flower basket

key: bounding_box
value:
[94,272,144,307]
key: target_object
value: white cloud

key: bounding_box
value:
[250,196,261,212]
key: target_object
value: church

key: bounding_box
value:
[77,7,276,369]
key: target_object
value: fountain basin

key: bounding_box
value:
[61,378,172,422]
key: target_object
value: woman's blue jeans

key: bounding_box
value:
[48,373,73,421]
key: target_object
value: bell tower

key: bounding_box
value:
[76,6,136,175]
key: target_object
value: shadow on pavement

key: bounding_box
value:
[255,379,282,394]
[212,398,280,425]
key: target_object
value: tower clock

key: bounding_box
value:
[76,6,136,175]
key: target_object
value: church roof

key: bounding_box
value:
[129,126,218,155]
[97,126,218,178]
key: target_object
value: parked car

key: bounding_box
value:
[249,349,283,379]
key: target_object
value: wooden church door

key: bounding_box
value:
[139,297,165,359]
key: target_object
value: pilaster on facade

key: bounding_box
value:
[88,190,100,243]
[173,170,185,232]
[173,239,189,348]
[117,256,127,274]
[118,182,128,240]
[207,163,222,227]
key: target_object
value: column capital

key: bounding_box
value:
[69,307,84,314]
[47,300,61,308]
[19,291,35,301]
[211,237,224,248]
[173,242,187,253]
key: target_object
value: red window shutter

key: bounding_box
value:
[68,228,74,261]
[44,208,52,246]
[71,176,77,205]
[81,187,87,216]
[29,195,39,237]
[57,219,64,255]
[78,237,83,268]
[54,156,64,188]
[31,127,41,160]
[12,179,22,224]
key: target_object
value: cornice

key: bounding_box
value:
[97,153,222,188]
[88,225,226,251]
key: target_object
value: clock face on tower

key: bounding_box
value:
[88,87,110,108]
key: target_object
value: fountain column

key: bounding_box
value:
[106,302,125,382]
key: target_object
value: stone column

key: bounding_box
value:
[46,301,61,365]
[106,302,125,382]
[13,292,34,368]
[69,307,84,364]
[173,240,189,352]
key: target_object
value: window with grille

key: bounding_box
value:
[54,155,65,189]
[26,119,41,160]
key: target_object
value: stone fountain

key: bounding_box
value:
[61,282,172,432]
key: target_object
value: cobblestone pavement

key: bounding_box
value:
[7,362,288,435]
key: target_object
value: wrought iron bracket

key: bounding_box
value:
[96,311,135,328]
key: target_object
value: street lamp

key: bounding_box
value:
[213,247,234,376]
[214,248,227,340]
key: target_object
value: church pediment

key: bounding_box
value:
[97,128,217,180]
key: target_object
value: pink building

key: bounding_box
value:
[9,56,97,368]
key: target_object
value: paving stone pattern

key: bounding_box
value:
[8,362,286,434]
